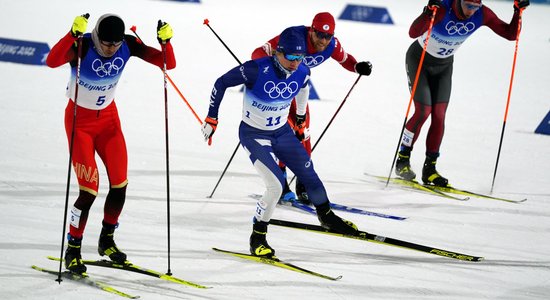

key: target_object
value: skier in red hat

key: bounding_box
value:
[252,12,373,205]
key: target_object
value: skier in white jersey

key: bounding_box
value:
[47,14,176,274]
[201,27,359,257]
[395,0,530,187]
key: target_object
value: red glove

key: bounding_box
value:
[293,114,310,142]
[201,116,218,145]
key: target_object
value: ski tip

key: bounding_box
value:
[47,255,62,261]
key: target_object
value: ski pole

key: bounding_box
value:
[490,8,525,193]
[289,74,362,186]
[159,19,173,276]
[203,18,243,198]
[203,19,242,65]
[130,26,202,125]
[166,74,202,124]
[385,7,438,187]
[130,23,174,275]
[58,13,89,283]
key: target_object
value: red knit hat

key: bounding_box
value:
[311,12,335,35]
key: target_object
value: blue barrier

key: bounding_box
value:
[308,80,319,100]
[535,110,550,135]
[0,37,50,65]
[339,4,394,25]
[164,0,200,2]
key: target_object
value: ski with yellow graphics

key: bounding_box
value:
[365,173,469,201]
[31,265,139,299]
[212,247,342,281]
[269,219,483,262]
[47,256,210,289]
[422,185,527,204]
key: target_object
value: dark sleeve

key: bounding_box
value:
[125,35,176,69]
[409,6,446,38]
[482,6,520,41]
[207,60,259,119]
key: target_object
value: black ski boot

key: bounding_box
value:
[316,202,358,235]
[295,179,311,205]
[249,220,275,258]
[422,156,449,187]
[395,148,416,180]
[98,222,127,264]
[65,235,86,274]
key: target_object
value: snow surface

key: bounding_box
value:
[1,0,549,299]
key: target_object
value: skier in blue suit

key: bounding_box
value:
[201,27,359,257]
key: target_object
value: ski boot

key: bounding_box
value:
[249,220,275,258]
[98,222,127,264]
[280,190,297,203]
[295,179,311,205]
[316,202,358,235]
[422,156,449,187]
[395,150,416,181]
[279,169,297,203]
[65,234,86,274]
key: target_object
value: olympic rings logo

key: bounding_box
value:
[303,55,325,67]
[91,57,125,77]
[263,80,299,99]
[445,21,476,36]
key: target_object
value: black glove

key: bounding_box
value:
[514,0,530,11]
[424,0,442,14]
[428,0,442,8]
[355,61,372,76]
[293,114,309,142]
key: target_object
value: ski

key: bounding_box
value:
[364,174,469,201]
[249,193,407,220]
[423,185,527,204]
[269,219,483,262]
[328,202,407,220]
[212,247,342,281]
[31,265,139,299]
[47,256,210,289]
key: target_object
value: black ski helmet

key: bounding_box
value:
[98,15,125,42]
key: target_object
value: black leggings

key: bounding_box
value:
[404,42,453,156]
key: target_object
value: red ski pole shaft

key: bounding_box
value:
[490,8,524,193]
[130,25,202,126]
[385,7,438,187]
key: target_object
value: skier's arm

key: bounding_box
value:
[207,60,259,119]
[482,6,520,41]
[295,73,311,116]
[409,1,446,38]
[46,32,77,68]
[202,60,259,144]
[251,36,279,59]
[47,14,88,68]
[126,35,176,70]
[330,37,358,73]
